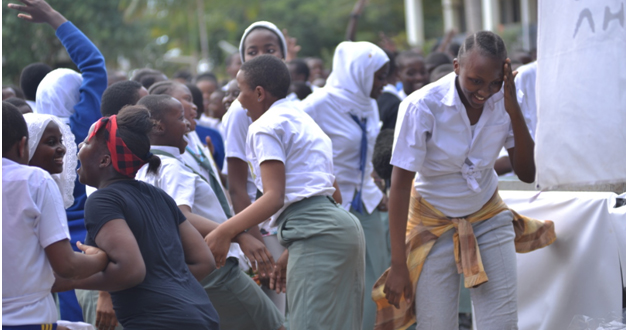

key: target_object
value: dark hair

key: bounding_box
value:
[240,55,291,99]
[148,80,183,96]
[20,62,52,101]
[137,94,179,122]
[290,82,312,100]
[4,84,25,99]
[287,59,310,82]
[383,50,397,78]
[457,31,507,63]
[185,83,204,119]
[3,101,28,154]
[100,80,144,117]
[194,72,218,84]
[396,50,425,70]
[114,105,161,174]
[4,97,32,114]
[372,129,395,180]
[429,63,454,83]
[425,52,452,74]
[131,68,167,89]
[173,69,193,83]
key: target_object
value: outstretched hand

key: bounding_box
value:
[7,0,67,30]
[282,29,301,61]
[502,58,520,116]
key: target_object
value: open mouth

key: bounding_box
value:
[54,157,64,165]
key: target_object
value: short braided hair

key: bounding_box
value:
[457,31,507,62]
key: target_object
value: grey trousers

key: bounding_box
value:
[278,196,366,330]
[415,210,518,330]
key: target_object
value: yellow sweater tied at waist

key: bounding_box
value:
[371,189,556,330]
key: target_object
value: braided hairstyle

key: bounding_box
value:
[457,31,507,63]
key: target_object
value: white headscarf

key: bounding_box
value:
[23,113,77,209]
[239,21,288,62]
[35,68,83,124]
[323,41,389,116]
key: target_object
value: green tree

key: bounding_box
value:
[2,0,151,84]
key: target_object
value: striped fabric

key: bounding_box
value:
[371,189,556,330]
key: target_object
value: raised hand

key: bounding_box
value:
[7,0,67,30]
[282,29,301,61]
[502,58,520,117]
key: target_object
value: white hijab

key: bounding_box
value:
[23,113,77,209]
[35,68,83,124]
[239,21,288,62]
[323,41,389,116]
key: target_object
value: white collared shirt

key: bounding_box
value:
[221,100,257,203]
[391,72,520,217]
[246,99,336,227]
[301,90,384,214]
[514,61,538,138]
[136,145,241,259]
[2,158,70,325]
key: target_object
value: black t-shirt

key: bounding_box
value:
[85,180,219,330]
[377,91,402,131]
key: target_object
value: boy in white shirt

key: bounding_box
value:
[2,102,108,329]
[206,55,366,330]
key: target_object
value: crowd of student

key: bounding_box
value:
[3,0,556,330]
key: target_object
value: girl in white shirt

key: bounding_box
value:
[300,41,390,330]
[206,55,366,330]
[381,31,536,329]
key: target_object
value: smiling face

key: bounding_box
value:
[454,48,504,110]
[243,28,283,62]
[236,70,263,121]
[159,99,190,154]
[196,79,217,115]
[398,56,428,95]
[168,84,197,131]
[223,80,240,110]
[29,121,66,174]
[208,91,226,119]
[370,63,390,99]
[77,124,106,187]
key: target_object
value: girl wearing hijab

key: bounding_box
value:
[23,113,76,209]
[221,20,289,314]
[9,0,108,321]
[300,41,390,330]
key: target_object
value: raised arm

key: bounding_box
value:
[345,0,367,41]
[503,59,535,183]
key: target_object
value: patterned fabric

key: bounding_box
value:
[88,116,150,178]
[371,189,556,330]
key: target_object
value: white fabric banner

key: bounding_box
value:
[499,190,625,330]
[535,0,626,190]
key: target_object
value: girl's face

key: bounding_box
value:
[223,80,240,110]
[77,125,104,187]
[209,91,226,119]
[168,85,197,131]
[398,57,429,95]
[196,79,217,115]
[160,99,190,154]
[370,63,390,99]
[454,48,504,110]
[243,28,283,62]
[30,121,66,174]
[236,70,262,121]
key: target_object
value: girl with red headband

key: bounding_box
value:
[55,106,220,330]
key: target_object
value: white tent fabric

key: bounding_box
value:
[535,0,626,190]
[499,190,625,330]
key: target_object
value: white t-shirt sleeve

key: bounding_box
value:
[250,125,286,165]
[37,175,71,248]
[158,161,197,209]
[390,99,433,173]
[223,102,250,161]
